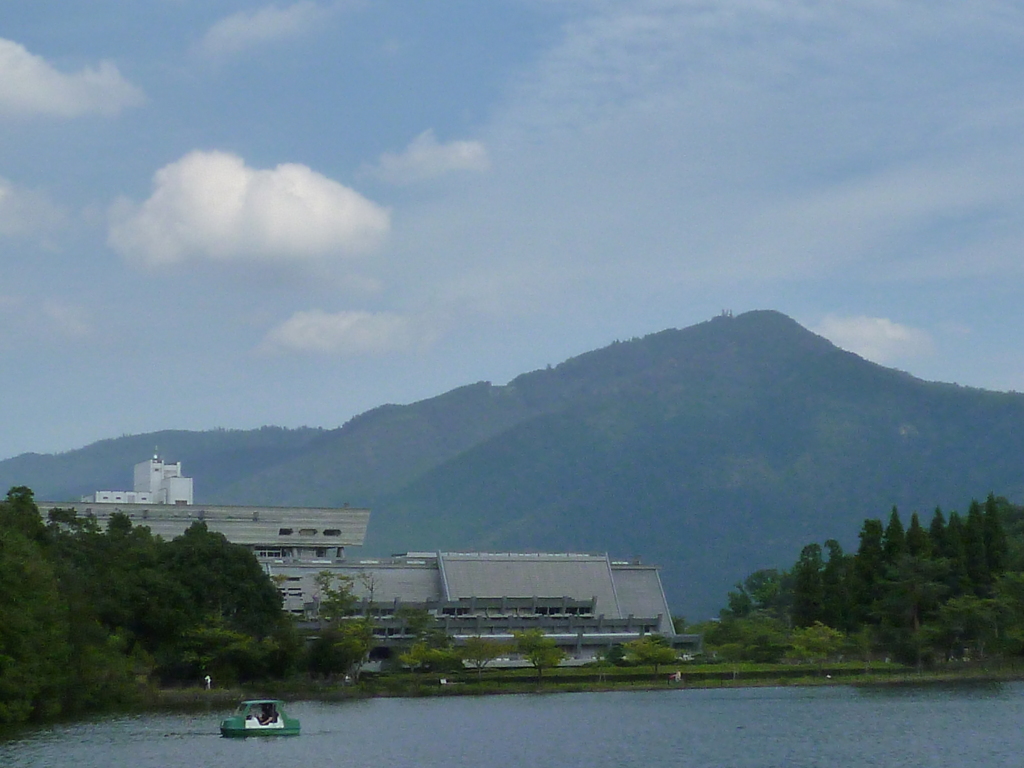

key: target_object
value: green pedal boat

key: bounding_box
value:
[220,700,300,737]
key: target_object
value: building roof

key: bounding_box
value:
[438,553,622,615]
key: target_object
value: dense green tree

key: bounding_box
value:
[964,501,990,593]
[178,617,262,684]
[791,544,825,627]
[623,635,678,673]
[0,487,48,544]
[718,495,1024,669]
[702,617,790,663]
[513,629,566,680]
[460,636,505,678]
[161,522,283,638]
[0,525,70,723]
[928,507,947,556]
[873,554,946,668]
[852,518,885,623]
[983,493,1008,578]
[787,622,844,665]
[398,640,462,674]
[820,539,852,631]
[906,512,931,559]
[313,571,357,628]
[931,595,999,660]
[943,512,971,597]
[307,619,374,679]
[882,507,907,565]
[724,569,788,619]
[992,572,1024,655]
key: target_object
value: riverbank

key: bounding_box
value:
[146,659,1024,708]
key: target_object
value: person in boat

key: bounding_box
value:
[257,703,278,725]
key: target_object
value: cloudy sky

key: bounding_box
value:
[3,0,1024,461]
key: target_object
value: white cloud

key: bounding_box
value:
[813,315,934,365]
[108,150,390,268]
[260,309,426,356]
[0,177,65,237]
[369,130,490,185]
[0,38,144,117]
[200,2,333,56]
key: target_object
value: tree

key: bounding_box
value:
[394,607,433,638]
[932,594,999,660]
[724,569,787,619]
[623,635,678,673]
[877,554,948,667]
[461,636,505,678]
[399,641,462,674]
[928,507,947,556]
[791,544,824,627]
[162,523,283,637]
[964,501,989,593]
[307,619,374,679]
[702,617,789,663]
[906,512,931,559]
[0,523,70,723]
[943,512,971,597]
[1,486,48,543]
[992,572,1024,656]
[882,507,906,565]
[852,518,885,623]
[820,540,852,631]
[983,493,1008,578]
[314,571,357,628]
[178,617,261,684]
[514,630,566,681]
[787,622,844,667]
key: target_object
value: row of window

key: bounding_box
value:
[277,528,342,536]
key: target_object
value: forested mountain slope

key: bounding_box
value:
[5,310,1024,619]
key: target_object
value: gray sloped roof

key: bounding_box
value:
[610,565,674,634]
[438,553,622,618]
[340,562,443,603]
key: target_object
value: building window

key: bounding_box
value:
[278,528,293,536]
[323,529,341,536]
[299,528,317,536]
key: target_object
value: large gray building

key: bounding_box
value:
[39,458,700,662]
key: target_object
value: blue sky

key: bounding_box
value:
[3,0,1024,461]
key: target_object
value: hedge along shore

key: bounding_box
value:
[147,659,1024,709]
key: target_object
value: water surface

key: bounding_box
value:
[3,683,1022,767]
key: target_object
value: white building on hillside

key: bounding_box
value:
[82,455,193,505]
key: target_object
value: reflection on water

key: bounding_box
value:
[3,683,1024,768]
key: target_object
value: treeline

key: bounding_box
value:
[0,487,300,724]
[700,493,1024,667]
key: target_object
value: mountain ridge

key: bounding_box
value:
[5,310,1024,619]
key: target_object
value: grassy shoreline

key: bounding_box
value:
[146,660,1024,708]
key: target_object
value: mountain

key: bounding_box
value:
[5,310,1024,620]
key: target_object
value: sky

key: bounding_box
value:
[3,0,1024,461]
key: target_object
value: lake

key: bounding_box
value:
[3,683,1024,767]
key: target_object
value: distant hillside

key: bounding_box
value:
[5,310,1024,620]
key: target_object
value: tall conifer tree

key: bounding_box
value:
[821,539,851,631]
[964,500,989,594]
[883,507,907,565]
[792,544,825,627]
[853,518,885,622]
[929,507,946,555]
[944,512,972,597]
[906,512,931,558]
[983,493,1008,578]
